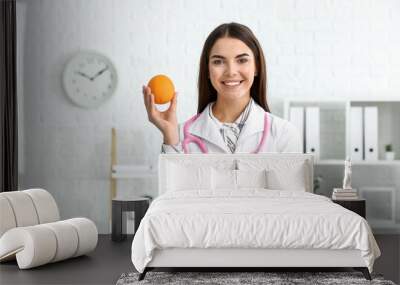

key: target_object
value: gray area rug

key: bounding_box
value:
[116,271,396,285]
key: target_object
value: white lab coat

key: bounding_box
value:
[162,101,302,154]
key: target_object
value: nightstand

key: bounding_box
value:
[332,199,366,218]
[112,197,150,241]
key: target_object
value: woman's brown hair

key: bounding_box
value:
[197,22,269,114]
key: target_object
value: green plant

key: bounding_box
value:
[385,144,393,152]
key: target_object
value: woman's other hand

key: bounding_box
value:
[142,85,179,145]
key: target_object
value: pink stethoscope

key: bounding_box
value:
[182,112,269,154]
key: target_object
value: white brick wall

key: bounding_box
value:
[17,0,400,233]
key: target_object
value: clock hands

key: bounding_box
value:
[91,66,109,80]
[75,66,109,82]
[75,71,92,80]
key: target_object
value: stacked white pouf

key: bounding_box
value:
[0,189,98,269]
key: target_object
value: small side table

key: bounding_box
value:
[112,197,150,241]
[332,198,366,218]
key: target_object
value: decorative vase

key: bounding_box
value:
[385,151,395,161]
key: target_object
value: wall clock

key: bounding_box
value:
[63,51,118,108]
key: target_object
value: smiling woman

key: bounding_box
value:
[142,22,301,154]
[208,38,258,122]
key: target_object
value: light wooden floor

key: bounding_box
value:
[0,234,398,285]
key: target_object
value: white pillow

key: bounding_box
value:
[236,169,268,189]
[167,162,212,191]
[266,162,307,191]
[212,168,237,191]
[211,168,268,190]
[237,158,309,191]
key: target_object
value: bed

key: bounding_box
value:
[131,154,381,280]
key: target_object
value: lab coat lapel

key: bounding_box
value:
[189,106,230,153]
[236,103,266,145]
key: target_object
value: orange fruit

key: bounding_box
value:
[147,74,175,104]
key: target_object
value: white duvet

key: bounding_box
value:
[131,189,380,273]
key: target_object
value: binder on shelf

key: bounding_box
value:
[289,107,304,152]
[305,107,320,160]
[364,106,378,161]
[350,107,363,161]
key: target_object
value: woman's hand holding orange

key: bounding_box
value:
[142,85,179,145]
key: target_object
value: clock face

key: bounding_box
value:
[63,51,118,108]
